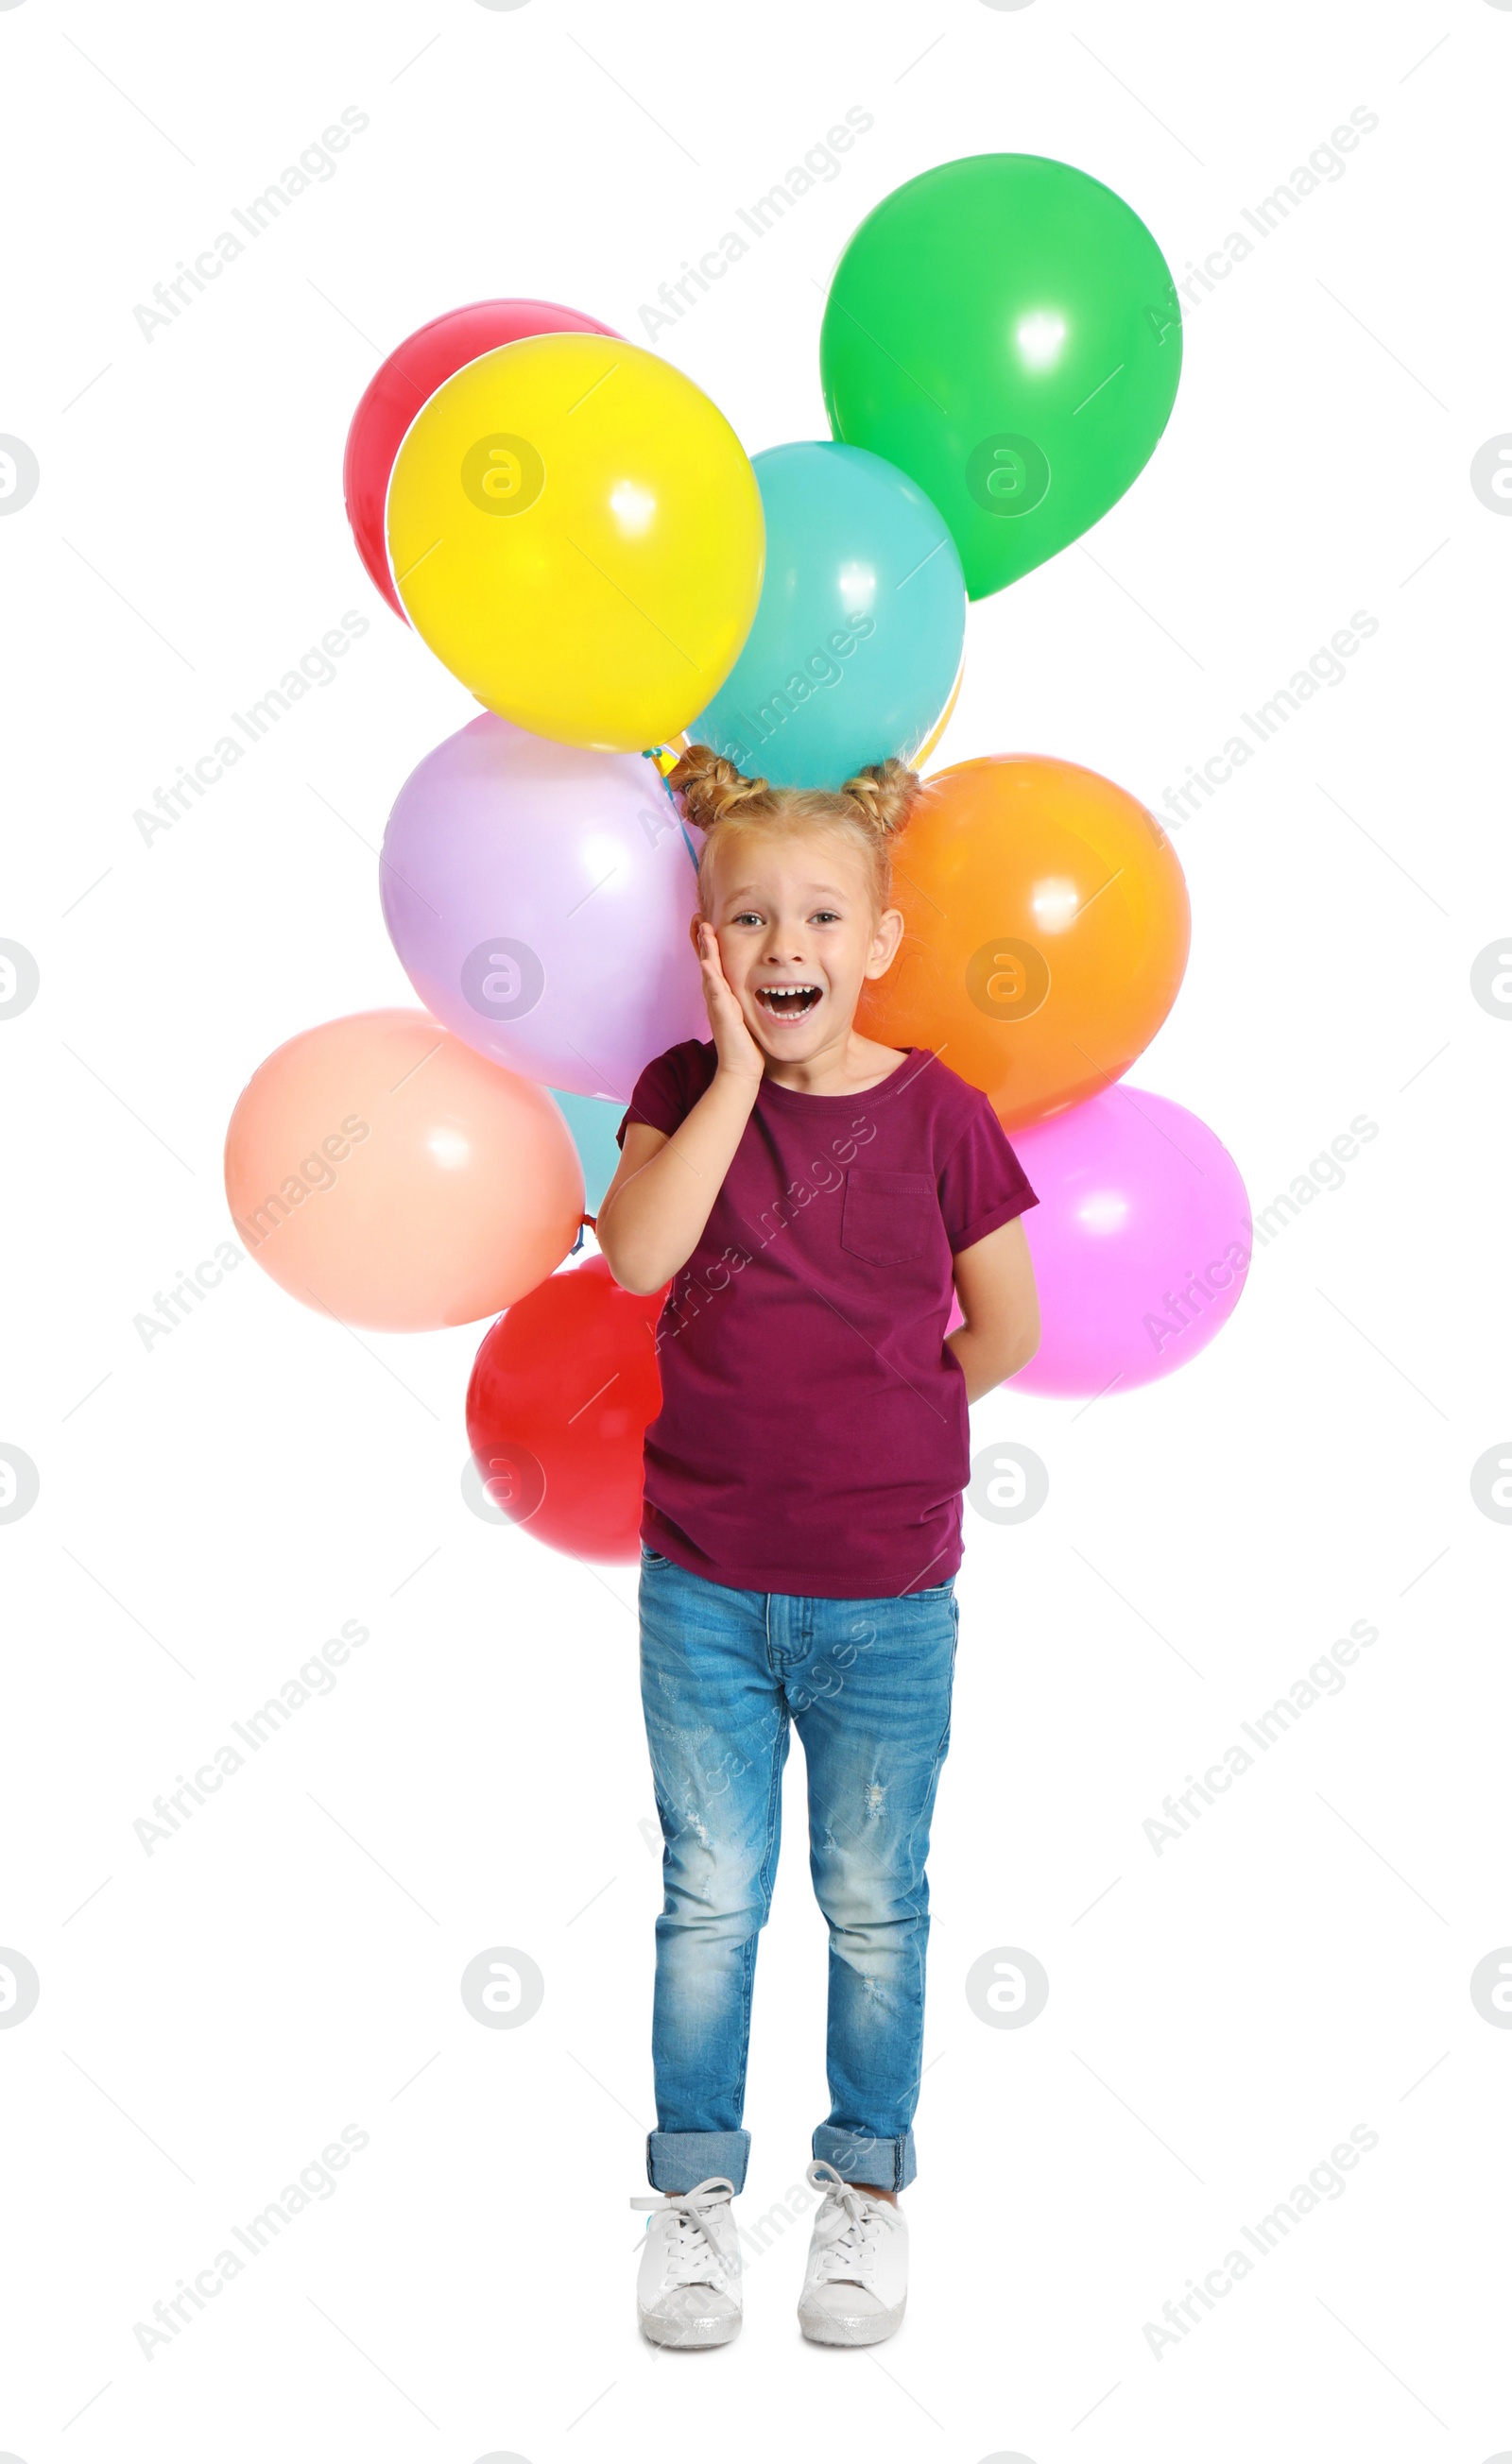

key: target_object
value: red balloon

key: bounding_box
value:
[465,1255,665,1562]
[343,299,620,619]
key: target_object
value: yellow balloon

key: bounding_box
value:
[910,647,964,768]
[387,334,765,752]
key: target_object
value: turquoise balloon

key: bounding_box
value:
[691,441,965,791]
[549,1088,623,1212]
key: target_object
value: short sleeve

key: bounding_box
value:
[615,1040,711,1149]
[938,1096,1039,1253]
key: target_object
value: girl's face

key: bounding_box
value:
[697,826,903,1063]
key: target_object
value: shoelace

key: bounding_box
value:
[805,2158,901,2286]
[630,2175,736,2289]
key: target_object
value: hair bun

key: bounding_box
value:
[841,758,919,840]
[667,744,770,834]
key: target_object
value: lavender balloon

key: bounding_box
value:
[1005,1086,1252,1397]
[381,713,707,1102]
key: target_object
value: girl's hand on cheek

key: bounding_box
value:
[696,922,765,1084]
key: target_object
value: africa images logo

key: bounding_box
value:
[461,433,545,516]
[966,433,1051,516]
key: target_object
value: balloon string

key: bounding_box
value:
[580,1212,596,1230]
[646,747,699,874]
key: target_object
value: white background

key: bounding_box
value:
[2,1,1508,2457]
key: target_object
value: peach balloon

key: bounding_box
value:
[224,1010,583,1330]
[859,754,1190,1131]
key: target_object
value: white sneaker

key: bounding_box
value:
[630,2176,742,2348]
[797,2159,908,2346]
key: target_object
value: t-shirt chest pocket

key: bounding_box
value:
[839,1169,937,1267]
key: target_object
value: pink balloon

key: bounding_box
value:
[381,714,708,1102]
[1005,1085,1252,1396]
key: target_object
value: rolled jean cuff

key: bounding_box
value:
[646,2128,751,2195]
[812,2123,916,2192]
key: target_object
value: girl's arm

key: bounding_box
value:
[595,923,763,1295]
[947,1217,1040,1402]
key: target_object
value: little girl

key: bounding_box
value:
[596,745,1040,2351]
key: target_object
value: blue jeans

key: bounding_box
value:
[638,1547,958,2196]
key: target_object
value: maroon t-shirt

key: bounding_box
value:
[615,1040,1038,1599]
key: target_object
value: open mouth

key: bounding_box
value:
[755,984,822,1022]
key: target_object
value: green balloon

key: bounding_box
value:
[820,154,1182,600]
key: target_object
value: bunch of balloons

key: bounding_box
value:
[222,155,1252,1564]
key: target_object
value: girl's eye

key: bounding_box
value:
[724,907,841,924]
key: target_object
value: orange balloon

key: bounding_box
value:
[859,755,1190,1131]
[224,1010,583,1330]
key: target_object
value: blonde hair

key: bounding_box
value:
[668,744,919,916]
